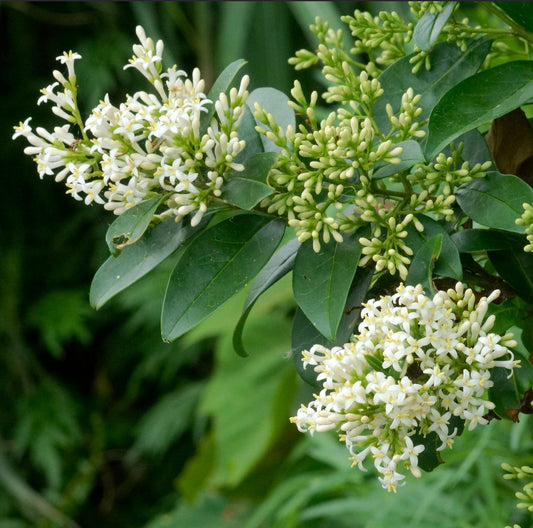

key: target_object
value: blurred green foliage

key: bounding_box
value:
[1,2,532,527]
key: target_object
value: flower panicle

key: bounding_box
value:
[291,283,518,492]
[13,26,249,226]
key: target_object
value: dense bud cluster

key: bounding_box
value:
[516,203,533,253]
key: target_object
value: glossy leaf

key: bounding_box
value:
[413,1,456,51]
[199,59,247,134]
[222,151,278,210]
[233,237,300,356]
[495,2,533,33]
[406,234,443,295]
[334,266,375,345]
[451,228,526,253]
[161,215,285,341]
[405,215,462,280]
[372,140,424,180]
[291,308,332,388]
[489,367,520,420]
[293,229,365,341]
[489,247,533,303]
[105,196,164,257]
[409,431,443,472]
[375,39,491,130]
[246,87,295,153]
[234,104,264,163]
[448,129,493,166]
[90,218,198,309]
[425,61,533,159]
[456,172,533,233]
[291,265,374,385]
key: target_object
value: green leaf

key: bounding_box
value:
[233,237,300,356]
[105,196,164,257]
[234,104,265,162]
[247,87,295,152]
[222,151,278,210]
[413,1,457,51]
[425,61,533,159]
[161,215,285,341]
[405,215,462,280]
[406,234,443,295]
[372,140,425,179]
[145,494,240,528]
[375,39,491,129]
[488,367,520,420]
[291,265,374,386]
[291,308,331,388]
[495,2,533,33]
[90,218,198,309]
[131,382,204,457]
[14,381,81,489]
[199,59,247,134]
[446,129,493,166]
[451,228,526,253]
[408,432,443,473]
[199,315,296,488]
[489,247,533,303]
[27,289,92,357]
[293,229,365,341]
[335,265,375,345]
[456,172,533,233]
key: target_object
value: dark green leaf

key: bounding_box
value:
[234,104,265,163]
[375,39,491,130]
[105,196,164,257]
[90,218,198,309]
[246,87,295,153]
[200,59,247,134]
[444,129,493,166]
[291,262,374,386]
[413,1,457,51]
[451,228,526,253]
[406,234,443,295]
[489,247,533,303]
[405,215,462,280]
[222,151,278,210]
[335,266,375,345]
[161,215,285,341]
[489,367,520,420]
[456,172,533,233]
[425,61,533,159]
[495,2,533,33]
[233,237,300,357]
[412,433,442,472]
[293,229,365,341]
[291,308,332,388]
[372,140,424,179]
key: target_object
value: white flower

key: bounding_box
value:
[14,25,249,225]
[55,50,82,78]
[291,283,519,492]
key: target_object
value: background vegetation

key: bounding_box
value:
[1,2,532,527]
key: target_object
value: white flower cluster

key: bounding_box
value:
[13,26,249,225]
[291,283,519,492]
